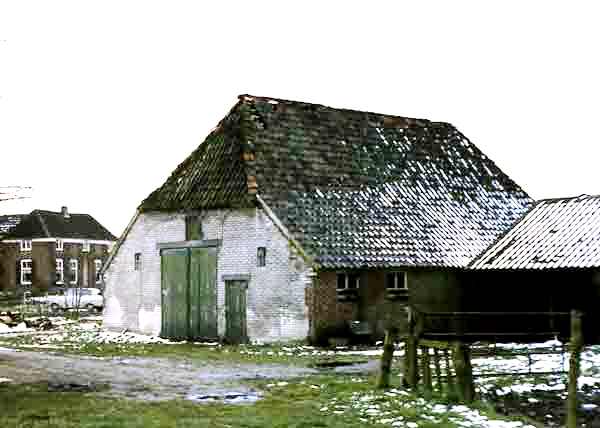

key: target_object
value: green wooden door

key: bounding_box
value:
[160,248,189,339]
[189,247,217,339]
[225,280,248,344]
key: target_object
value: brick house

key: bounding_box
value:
[102,94,531,344]
[0,207,116,292]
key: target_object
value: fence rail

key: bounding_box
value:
[378,308,585,428]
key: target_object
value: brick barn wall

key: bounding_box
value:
[311,269,460,343]
[103,208,311,343]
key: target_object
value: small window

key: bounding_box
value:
[94,259,102,284]
[386,272,407,290]
[134,253,141,271]
[69,259,78,285]
[82,241,90,252]
[56,239,64,252]
[257,247,266,267]
[185,216,203,241]
[55,259,64,284]
[20,259,32,285]
[20,240,32,252]
[336,273,360,290]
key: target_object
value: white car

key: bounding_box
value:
[33,288,104,313]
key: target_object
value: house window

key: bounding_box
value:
[55,259,64,284]
[257,247,266,267]
[69,259,78,285]
[185,216,203,241]
[82,241,90,252]
[94,259,103,284]
[336,273,360,290]
[20,259,32,285]
[20,240,32,252]
[386,272,407,290]
[385,272,409,301]
[134,253,141,271]
[56,239,64,252]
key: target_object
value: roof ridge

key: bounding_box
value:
[237,94,450,127]
[538,193,599,202]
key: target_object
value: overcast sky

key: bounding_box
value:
[1,1,599,236]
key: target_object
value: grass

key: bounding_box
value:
[1,376,377,428]
[1,374,544,428]
[0,333,374,366]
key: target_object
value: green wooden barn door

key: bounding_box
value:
[225,280,248,344]
[160,248,189,339]
[189,247,217,339]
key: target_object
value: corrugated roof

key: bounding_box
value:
[2,210,116,241]
[140,94,532,269]
[471,195,600,270]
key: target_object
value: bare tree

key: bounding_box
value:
[0,186,32,202]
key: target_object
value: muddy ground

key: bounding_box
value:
[0,347,378,403]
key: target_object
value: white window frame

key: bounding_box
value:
[69,258,78,285]
[56,239,64,252]
[386,272,408,290]
[94,259,102,284]
[20,240,32,252]
[336,272,360,291]
[55,258,64,284]
[20,259,33,285]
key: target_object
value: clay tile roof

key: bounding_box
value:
[471,194,600,270]
[139,95,532,268]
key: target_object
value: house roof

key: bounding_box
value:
[0,214,26,237]
[2,210,116,241]
[470,194,600,270]
[140,94,532,269]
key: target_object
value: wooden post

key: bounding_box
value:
[433,348,443,393]
[452,341,475,403]
[377,328,397,389]
[422,346,433,399]
[402,308,419,389]
[444,349,455,394]
[567,310,583,428]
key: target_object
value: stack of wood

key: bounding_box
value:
[0,311,20,327]
[0,312,53,331]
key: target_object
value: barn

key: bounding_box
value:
[102,94,531,344]
[465,194,600,343]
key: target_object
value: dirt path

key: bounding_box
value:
[0,347,378,403]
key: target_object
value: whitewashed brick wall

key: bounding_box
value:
[103,212,185,334]
[103,208,310,343]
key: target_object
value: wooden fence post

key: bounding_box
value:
[402,307,419,389]
[444,349,454,393]
[433,348,443,393]
[377,328,398,389]
[567,310,583,428]
[452,341,475,403]
[422,346,433,399]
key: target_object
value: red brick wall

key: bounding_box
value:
[0,241,111,292]
[310,270,410,343]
